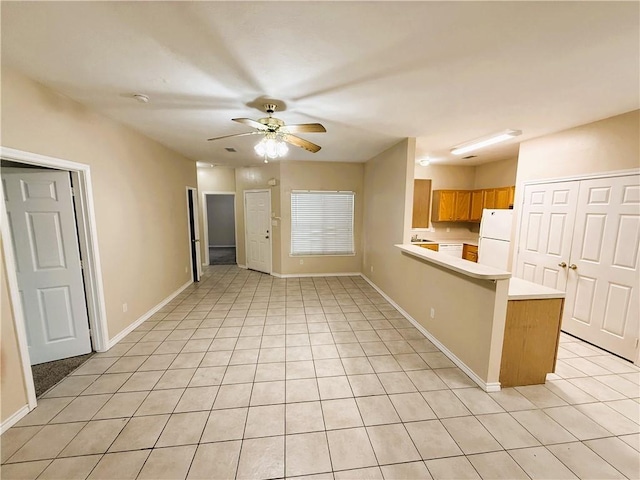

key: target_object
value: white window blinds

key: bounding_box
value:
[290,191,355,256]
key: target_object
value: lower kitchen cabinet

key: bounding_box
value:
[462,244,478,262]
[419,243,439,251]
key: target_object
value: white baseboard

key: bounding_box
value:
[360,274,500,392]
[237,264,247,269]
[271,272,361,279]
[0,405,30,434]
[106,280,192,349]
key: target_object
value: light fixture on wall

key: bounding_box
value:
[254,133,289,160]
[451,129,522,155]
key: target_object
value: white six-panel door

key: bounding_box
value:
[563,175,639,361]
[244,190,271,274]
[3,169,92,365]
[516,181,579,290]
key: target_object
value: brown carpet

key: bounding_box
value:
[32,353,94,397]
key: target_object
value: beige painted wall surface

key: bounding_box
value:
[474,157,518,189]
[196,167,236,263]
[516,110,639,184]
[1,68,196,341]
[1,240,29,424]
[363,139,500,383]
[235,163,281,272]
[280,161,364,275]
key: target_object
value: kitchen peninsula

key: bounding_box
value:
[395,244,565,391]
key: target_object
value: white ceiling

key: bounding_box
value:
[2,2,638,167]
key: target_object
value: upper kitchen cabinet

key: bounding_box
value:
[470,190,484,222]
[432,190,470,222]
[495,187,511,209]
[412,179,432,228]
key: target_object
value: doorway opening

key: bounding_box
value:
[203,193,236,265]
[1,149,108,410]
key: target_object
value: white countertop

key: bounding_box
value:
[508,277,565,301]
[396,244,510,280]
[411,239,478,246]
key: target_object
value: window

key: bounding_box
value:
[291,191,355,256]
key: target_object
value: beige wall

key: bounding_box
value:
[196,167,236,262]
[279,161,364,275]
[1,68,196,423]
[474,157,518,189]
[1,240,29,424]
[363,139,504,384]
[516,110,639,185]
[235,163,282,272]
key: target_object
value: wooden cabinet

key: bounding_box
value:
[500,298,564,387]
[469,190,484,222]
[462,244,478,262]
[454,191,471,221]
[431,190,457,222]
[432,186,515,223]
[508,186,515,207]
[495,187,511,209]
[412,179,432,228]
[420,243,439,252]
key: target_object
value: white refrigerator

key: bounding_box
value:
[478,209,513,270]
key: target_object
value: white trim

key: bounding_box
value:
[244,189,272,275]
[107,280,191,348]
[359,273,501,392]
[271,272,361,278]
[0,213,37,409]
[0,146,110,412]
[237,264,248,269]
[201,191,236,266]
[522,168,639,186]
[0,405,30,434]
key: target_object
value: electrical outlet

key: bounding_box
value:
[370,265,374,273]
[123,303,128,313]
[185,266,188,273]
[430,307,435,319]
[299,259,304,265]
[446,227,450,232]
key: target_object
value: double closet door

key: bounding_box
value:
[516,173,639,362]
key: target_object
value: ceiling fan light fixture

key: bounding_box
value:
[451,129,522,155]
[254,136,288,159]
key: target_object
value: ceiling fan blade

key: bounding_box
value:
[232,118,268,130]
[279,123,326,134]
[283,134,321,153]
[207,131,262,141]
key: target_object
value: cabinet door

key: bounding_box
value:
[508,186,516,207]
[454,191,471,221]
[483,189,496,209]
[470,190,484,222]
[432,190,456,221]
[412,179,432,228]
[495,187,511,209]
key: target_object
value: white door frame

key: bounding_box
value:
[186,187,202,281]
[244,189,272,274]
[201,191,236,266]
[0,146,109,411]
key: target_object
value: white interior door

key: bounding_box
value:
[245,190,271,274]
[516,181,579,290]
[563,175,639,361]
[3,169,91,365]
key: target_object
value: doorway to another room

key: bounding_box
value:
[203,193,237,266]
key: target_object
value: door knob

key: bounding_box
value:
[265,236,269,239]
[569,264,577,270]
[558,262,567,268]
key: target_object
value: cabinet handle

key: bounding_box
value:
[569,264,577,270]
[558,262,567,268]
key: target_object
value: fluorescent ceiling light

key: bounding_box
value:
[451,129,522,155]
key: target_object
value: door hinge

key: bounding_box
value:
[88,329,92,339]
[635,338,639,349]
[70,187,75,197]
[79,260,84,269]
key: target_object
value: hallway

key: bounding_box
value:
[1,266,638,479]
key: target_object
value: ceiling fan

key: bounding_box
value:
[207,103,326,154]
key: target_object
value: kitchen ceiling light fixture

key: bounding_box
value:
[451,129,522,155]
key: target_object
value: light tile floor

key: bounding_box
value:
[2,266,639,479]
